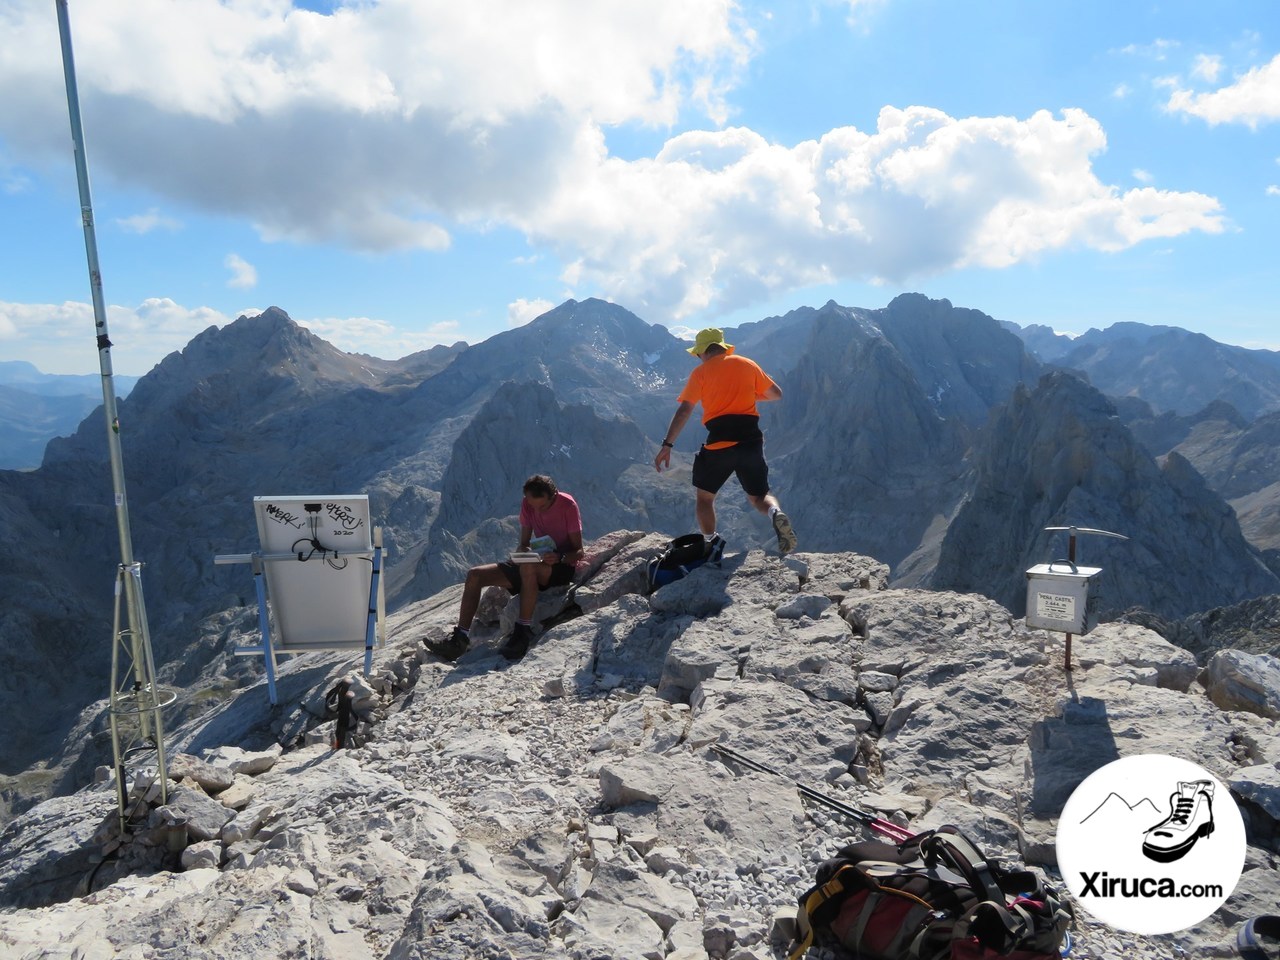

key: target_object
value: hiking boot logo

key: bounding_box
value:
[1142,780,1215,863]
[1056,754,1246,936]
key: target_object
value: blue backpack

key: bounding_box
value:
[646,533,721,593]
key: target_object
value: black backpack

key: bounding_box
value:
[645,533,717,593]
[790,826,1072,960]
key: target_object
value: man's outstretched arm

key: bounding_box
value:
[654,401,696,471]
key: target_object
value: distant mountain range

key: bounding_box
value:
[1001,320,1280,420]
[0,361,139,470]
[1,295,1277,819]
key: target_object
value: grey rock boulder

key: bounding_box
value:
[1205,649,1280,719]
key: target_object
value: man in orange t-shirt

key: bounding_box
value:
[653,328,798,555]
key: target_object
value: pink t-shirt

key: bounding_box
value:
[519,491,583,559]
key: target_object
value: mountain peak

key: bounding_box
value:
[256,305,293,324]
[885,291,954,313]
[137,307,375,400]
[933,370,1279,616]
[525,297,654,338]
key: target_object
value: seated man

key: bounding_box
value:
[426,474,583,662]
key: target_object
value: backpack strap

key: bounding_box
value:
[1024,886,1076,945]
[920,830,1007,906]
[665,533,707,567]
[790,863,879,960]
[905,913,963,960]
[961,899,1033,954]
[1239,916,1280,960]
[645,556,661,594]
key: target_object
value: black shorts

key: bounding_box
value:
[691,439,770,497]
[498,561,576,593]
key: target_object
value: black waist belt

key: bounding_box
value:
[704,414,762,446]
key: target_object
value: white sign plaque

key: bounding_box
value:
[1036,592,1076,623]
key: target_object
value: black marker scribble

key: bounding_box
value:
[325,502,365,531]
[264,504,304,528]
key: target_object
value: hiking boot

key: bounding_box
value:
[1142,780,1215,863]
[772,511,797,555]
[500,622,535,662]
[704,534,727,564]
[424,627,470,662]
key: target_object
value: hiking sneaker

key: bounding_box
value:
[1142,780,1215,863]
[704,534,727,564]
[500,622,535,662]
[772,511,797,555]
[424,627,470,662]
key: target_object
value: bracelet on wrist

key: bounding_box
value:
[661,440,673,448]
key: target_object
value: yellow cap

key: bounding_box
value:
[687,327,734,356]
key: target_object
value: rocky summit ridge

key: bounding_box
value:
[1,534,1277,960]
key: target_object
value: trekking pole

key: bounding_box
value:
[711,743,915,843]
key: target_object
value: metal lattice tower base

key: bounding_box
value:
[108,563,175,832]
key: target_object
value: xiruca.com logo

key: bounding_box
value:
[1056,754,1246,935]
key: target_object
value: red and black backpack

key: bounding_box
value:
[790,826,1073,960]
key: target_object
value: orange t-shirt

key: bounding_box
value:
[677,353,776,449]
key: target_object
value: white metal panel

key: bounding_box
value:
[253,496,375,651]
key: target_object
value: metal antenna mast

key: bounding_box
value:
[54,0,172,831]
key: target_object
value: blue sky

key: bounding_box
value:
[1,0,1277,375]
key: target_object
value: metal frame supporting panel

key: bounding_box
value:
[216,524,385,706]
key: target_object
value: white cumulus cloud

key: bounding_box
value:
[1166,53,1280,128]
[0,0,752,253]
[517,107,1226,320]
[0,2,1231,329]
